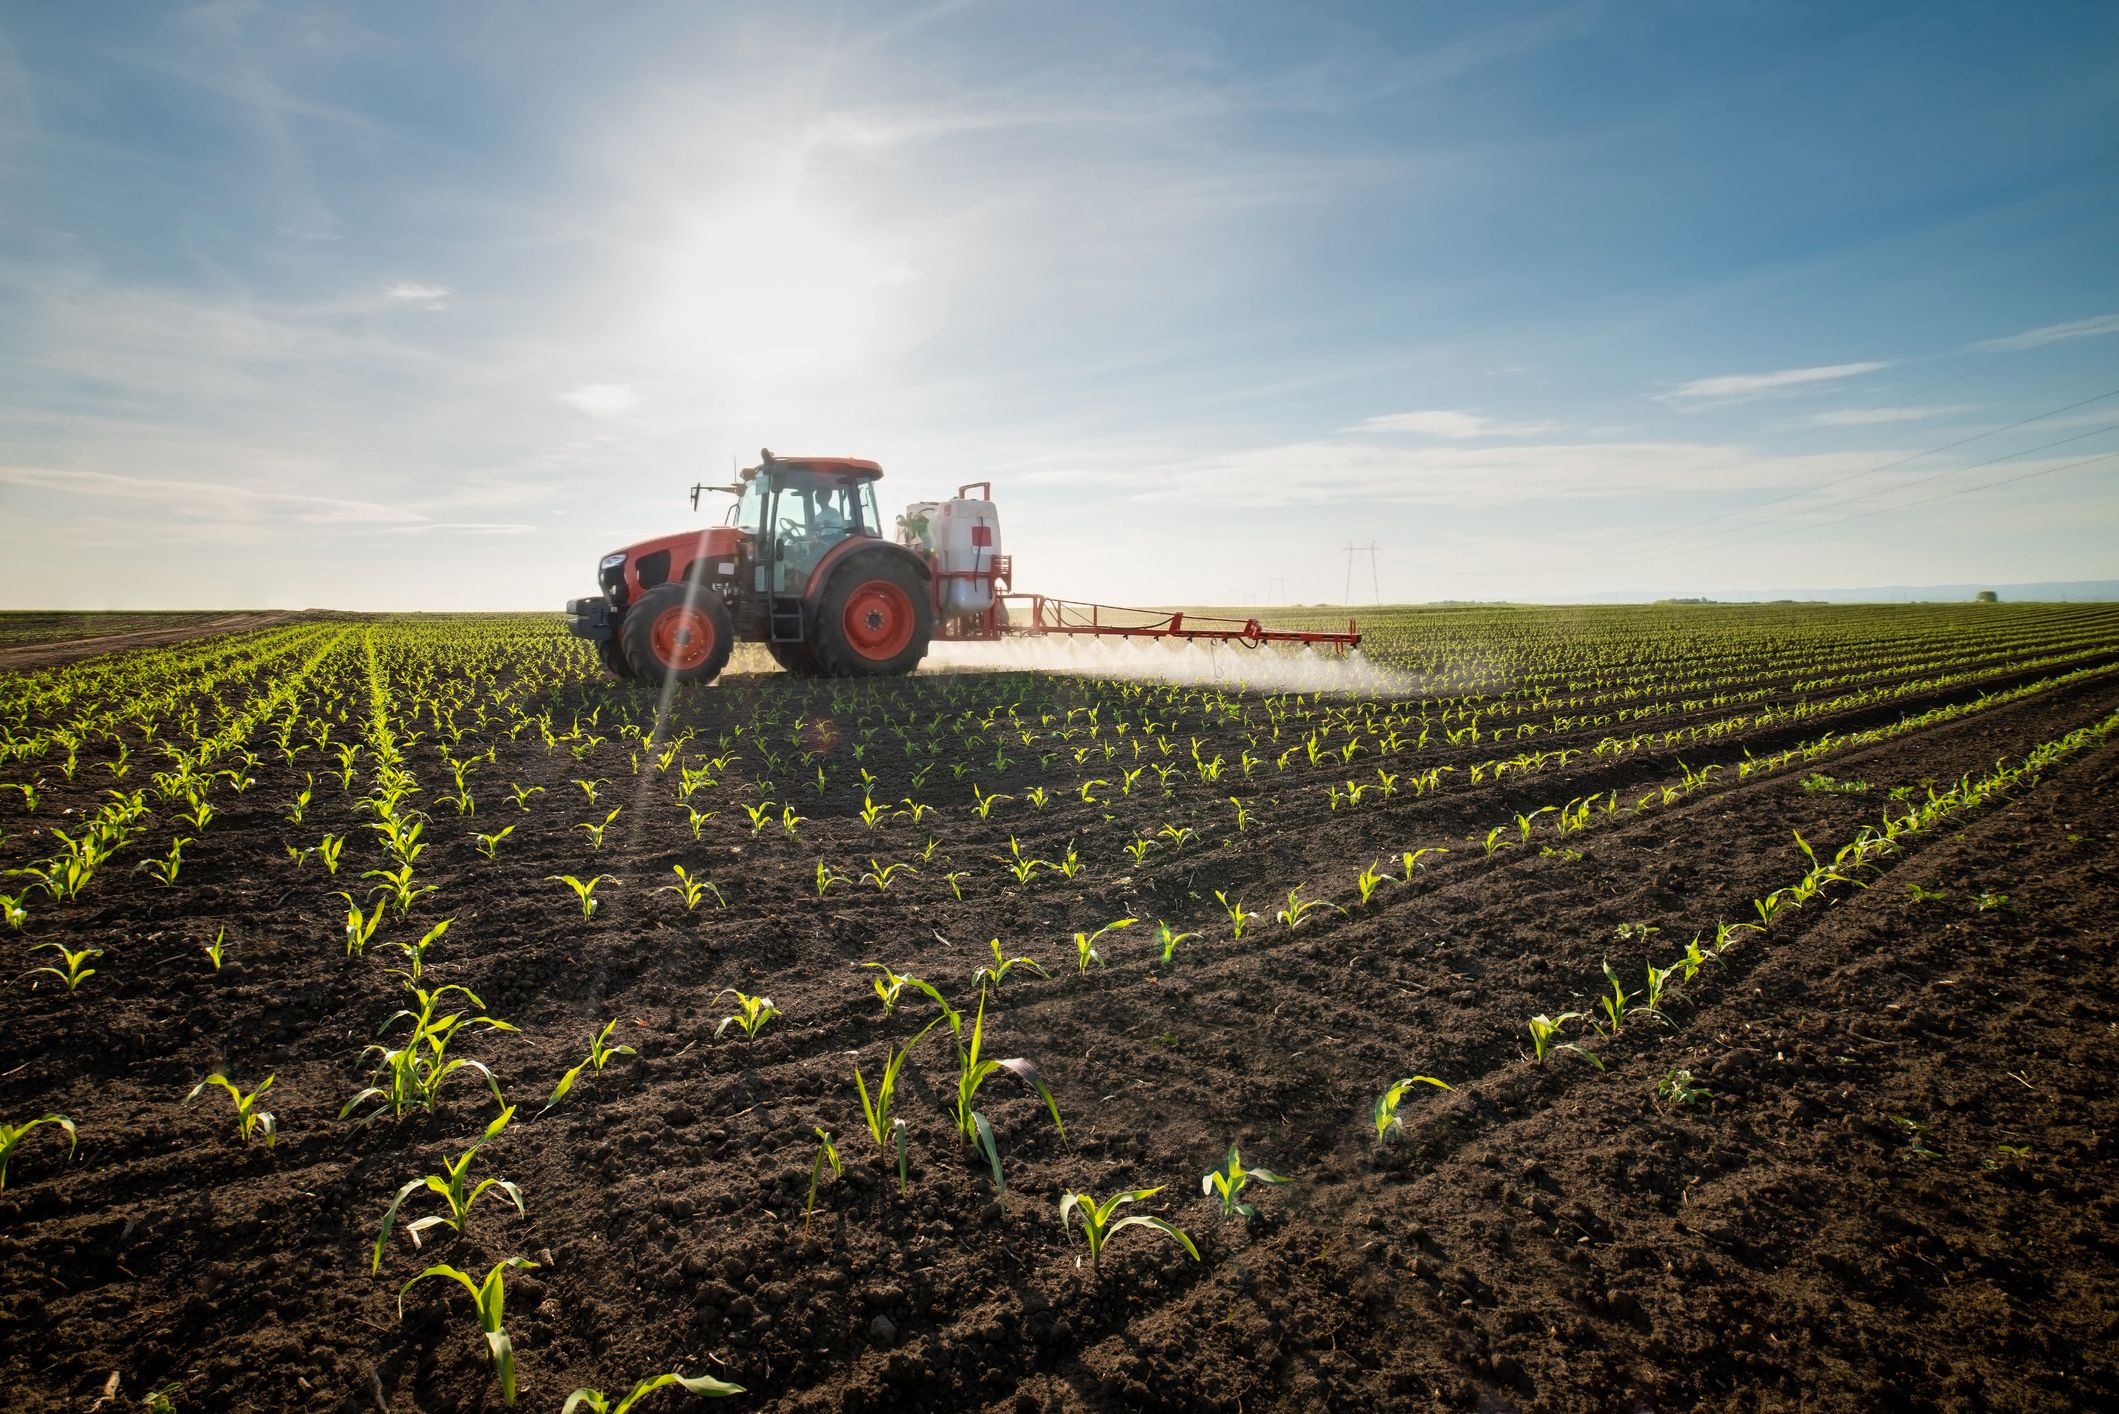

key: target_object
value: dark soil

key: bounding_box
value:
[3,633,2117,1413]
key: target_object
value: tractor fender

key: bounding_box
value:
[803,537,932,601]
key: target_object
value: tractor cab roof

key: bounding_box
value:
[745,449,883,482]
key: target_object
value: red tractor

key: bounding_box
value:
[566,449,1007,685]
[568,448,1360,685]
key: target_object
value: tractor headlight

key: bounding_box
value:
[599,553,627,570]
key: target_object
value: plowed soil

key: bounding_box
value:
[3,644,2118,1413]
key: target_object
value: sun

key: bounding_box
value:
[649,203,913,394]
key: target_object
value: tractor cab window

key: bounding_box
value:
[767,471,876,592]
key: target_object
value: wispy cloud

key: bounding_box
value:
[561,383,642,418]
[388,521,536,535]
[384,282,451,306]
[1973,313,2119,351]
[1803,405,1964,427]
[1661,361,1890,402]
[1351,410,1556,438]
[0,466,426,528]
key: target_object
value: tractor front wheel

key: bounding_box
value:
[811,557,933,676]
[622,583,735,686]
[596,634,635,680]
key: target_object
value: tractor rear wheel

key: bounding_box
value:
[766,639,825,676]
[811,556,933,676]
[622,583,735,685]
[596,635,635,680]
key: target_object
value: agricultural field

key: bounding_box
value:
[4,603,2118,1413]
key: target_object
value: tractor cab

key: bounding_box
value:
[728,456,887,595]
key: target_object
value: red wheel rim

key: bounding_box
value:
[650,603,717,670]
[842,579,915,660]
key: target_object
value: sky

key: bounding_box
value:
[1,0,2116,610]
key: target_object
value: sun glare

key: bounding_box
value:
[650,204,912,394]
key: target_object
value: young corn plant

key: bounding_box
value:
[971,937,1049,991]
[1527,1013,1603,1069]
[341,985,516,1124]
[560,1372,744,1412]
[28,942,101,992]
[1354,861,1390,906]
[1372,1075,1453,1144]
[1073,918,1136,974]
[202,926,229,972]
[185,1073,277,1146]
[853,1017,940,1195]
[0,1113,76,1189]
[398,1257,538,1407]
[861,859,916,893]
[659,865,724,912]
[805,1127,841,1236]
[1154,920,1198,967]
[548,873,613,921]
[1275,887,1344,932]
[472,825,516,860]
[546,1019,637,1109]
[1214,891,1252,940]
[317,832,346,874]
[576,807,622,850]
[1059,1187,1200,1274]
[1202,1143,1289,1222]
[386,919,453,987]
[952,989,1067,1205]
[715,989,779,1040]
[336,891,388,957]
[372,1115,525,1272]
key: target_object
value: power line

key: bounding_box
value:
[1740,447,2118,540]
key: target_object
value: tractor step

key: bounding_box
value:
[768,596,806,644]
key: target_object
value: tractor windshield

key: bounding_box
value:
[767,470,881,592]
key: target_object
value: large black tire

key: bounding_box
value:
[596,635,635,680]
[766,638,825,676]
[621,583,736,685]
[810,554,934,676]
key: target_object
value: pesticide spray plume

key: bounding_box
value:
[920,634,1419,697]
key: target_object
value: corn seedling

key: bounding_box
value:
[1154,920,1198,967]
[1,892,25,931]
[944,869,969,899]
[473,825,516,859]
[1526,1013,1603,1069]
[372,1115,524,1272]
[508,783,543,812]
[317,832,346,874]
[364,863,436,918]
[548,873,613,921]
[951,988,1067,1201]
[779,805,804,838]
[185,1073,276,1146]
[861,859,915,892]
[1275,887,1343,931]
[203,926,228,971]
[972,936,1048,990]
[335,891,388,956]
[1059,1187,1199,1274]
[398,1257,537,1406]
[805,1126,841,1235]
[853,1017,940,1194]
[1202,1143,1290,1222]
[1372,1075,1453,1144]
[561,1373,745,1412]
[1073,917,1135,974]
[715,989,779,1039]
[28,941,100,992]
[574,777,607,805]
[681,805,714,840]
[342,984,516,1123]
[660,865,724,912]
[0,1113,76,1189]
[996,836,1040,884]
[547,1019,638,1109]
[971,785,1012,818]
[576,807,621,849]
[1354,861,1390,906]
[1214,891,1252,940]
[387,919,453,986]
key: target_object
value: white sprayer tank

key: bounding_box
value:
[901,493,1002,616]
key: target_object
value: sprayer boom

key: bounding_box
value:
[1004,595,1360,650]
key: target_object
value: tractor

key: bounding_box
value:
[567,448,1360,686]
[565,449,1006,685]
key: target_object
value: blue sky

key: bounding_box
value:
[1,0,2116,608]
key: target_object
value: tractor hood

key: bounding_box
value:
[598,525,746,607]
